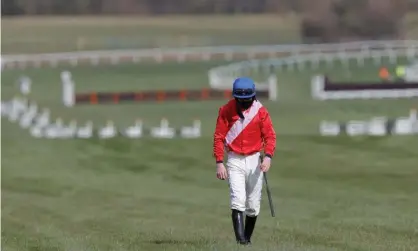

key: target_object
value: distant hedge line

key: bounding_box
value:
[2,0,413,16]
[2,0,301,15]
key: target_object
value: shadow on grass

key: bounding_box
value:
[147,235,222,247]
[150,239,202,245]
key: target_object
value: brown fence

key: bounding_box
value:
[73,89,271,105]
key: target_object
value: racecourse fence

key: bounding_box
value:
[3,40,418,69]
[3,40,418,137]
[2,40,418,100]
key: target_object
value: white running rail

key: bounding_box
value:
[2,40,418,69]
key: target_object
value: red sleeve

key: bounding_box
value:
[260,108,276,158]
[213,106,229,162]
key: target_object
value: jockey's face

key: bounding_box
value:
[235,96,255,110]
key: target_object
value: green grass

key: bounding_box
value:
[3,12,418,54]
[1,14,301,54]
[2,52,418,251]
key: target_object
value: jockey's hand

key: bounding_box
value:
[260,157,271,172]
[216,163,228,180]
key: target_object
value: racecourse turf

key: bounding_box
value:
[2,51,418,251]
[0,15,301,54]
[2,15,418,251]
[3,13,418,54]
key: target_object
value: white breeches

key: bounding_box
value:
[226,151,263,217]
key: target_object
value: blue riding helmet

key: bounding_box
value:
[232,77,256,99]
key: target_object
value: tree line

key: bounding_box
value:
[2,0,297,15]
[5,0,414,15]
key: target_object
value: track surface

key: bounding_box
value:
[2,16,418,251]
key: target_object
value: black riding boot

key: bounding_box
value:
[244,215,257,244]
[231,209,247,245]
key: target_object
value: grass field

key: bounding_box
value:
[2,55,418,250]
[2,13,418,54]
[2,15,418,251]
[1,15,301,54]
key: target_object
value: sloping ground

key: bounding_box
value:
[0,15,301,54]
[2,15,418,250]
[2,57,418,250]
[3,13,418,54]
